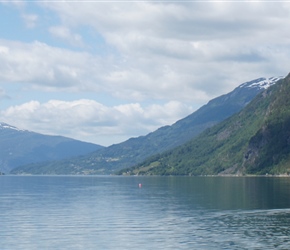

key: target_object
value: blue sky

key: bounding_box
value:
[0,1,290,146]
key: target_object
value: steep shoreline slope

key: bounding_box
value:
[120,73,290,176]
[11,77,282,175]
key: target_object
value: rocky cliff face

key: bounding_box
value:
[242,75,290,174]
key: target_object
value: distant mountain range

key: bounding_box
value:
[10,76,283,175]
[0,123,103,174]
[119,73,290,176]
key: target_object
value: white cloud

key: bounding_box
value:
[40,2,290,92]
[49,26,84,47]
[1,99,194,146]
[1,2,290,145]
[0,38,216,105]
[0,40,104,91]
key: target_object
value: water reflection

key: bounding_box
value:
[141,176,290,210]
[1,176,290,249]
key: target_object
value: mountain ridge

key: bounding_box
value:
[0,122,103,173]
[119,73,290,176]
[10,76,283,175]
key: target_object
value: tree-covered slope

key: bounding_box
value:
[119,73,290,176]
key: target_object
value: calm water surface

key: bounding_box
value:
[1,176,290,249]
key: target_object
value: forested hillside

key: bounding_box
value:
[119,73,290,176]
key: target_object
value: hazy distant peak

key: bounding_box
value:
[0,122,26,132]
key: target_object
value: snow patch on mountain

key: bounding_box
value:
[239,76,284,90]
[0,122,26,132]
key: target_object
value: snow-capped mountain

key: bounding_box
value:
[0,122,103,174]
[240,76,284,90]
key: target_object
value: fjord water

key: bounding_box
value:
[1,176,290,249]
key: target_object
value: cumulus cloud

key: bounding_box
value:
[1,2,290,145]
[41,2,290,92]
[1,99,194,146]
[0,38,216,104]
[0,39,104,91]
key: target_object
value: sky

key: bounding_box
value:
[0,1,290,146]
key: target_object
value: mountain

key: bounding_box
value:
[0,122,103,174]
[11,76,283,175]
[119,73,290,176]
